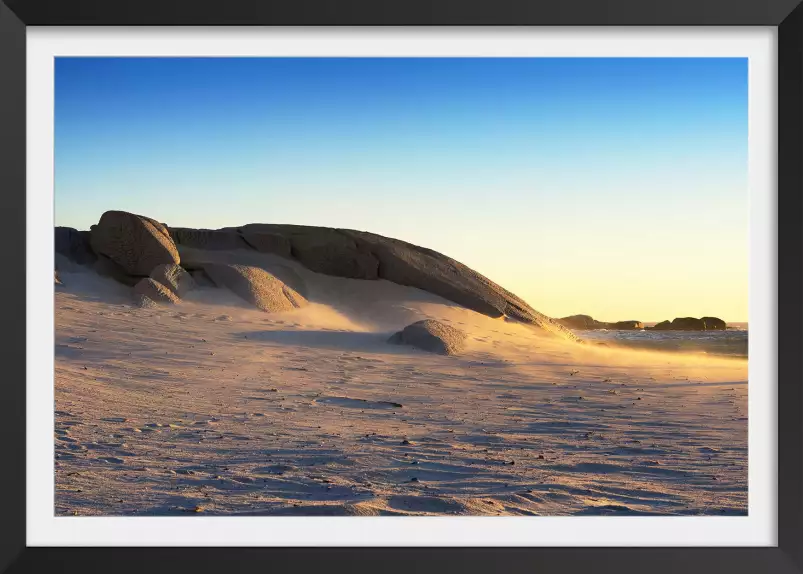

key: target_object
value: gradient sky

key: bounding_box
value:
[55,57,748,322]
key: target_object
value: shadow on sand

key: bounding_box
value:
[232,329,415,355]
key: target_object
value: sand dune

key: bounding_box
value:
[55,250,747,516]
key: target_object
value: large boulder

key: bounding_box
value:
[388,319,467,355]
[200,263,307,312]
[134,278,180,305]
[150,263,195,297]
[55,227,96,267]
[90,211,180,276]
[702,316,726,330]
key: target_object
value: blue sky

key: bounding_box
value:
[55,57,748,321]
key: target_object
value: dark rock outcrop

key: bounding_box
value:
[200,263,307,312]
[701,317,727,330]
[55,227,96,267]
[388,319,467,355]
[612,320,644,330]
[558,315,599,330]
[669,317,706,330]
[647,317,727,331]
[90,211,180,276]
[558,315,643,330]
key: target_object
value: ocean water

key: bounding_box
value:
[576,325,748,358]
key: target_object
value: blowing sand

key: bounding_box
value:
[55,252,747,516]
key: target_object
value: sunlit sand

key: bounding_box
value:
[55,250,747,516]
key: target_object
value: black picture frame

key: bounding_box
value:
[1,1,800,573]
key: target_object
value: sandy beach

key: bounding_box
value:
[55,249,747,517]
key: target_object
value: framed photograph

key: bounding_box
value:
[1,0,801,572]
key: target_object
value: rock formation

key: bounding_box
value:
[167,228,251,251]
[667,317,705,330]
[55,211,580,339]
[388,319,467,355]
[701,317,727,330]
[169,222,577,340]
[55,227,96,267]
[134,278,180,305]
[559,313,727,332]
[648,317,727,331]
[558,315,643,330]
[134,294,158,308]
[90,211,180,277]
[612,320,644,330]
[150,263,195,297]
